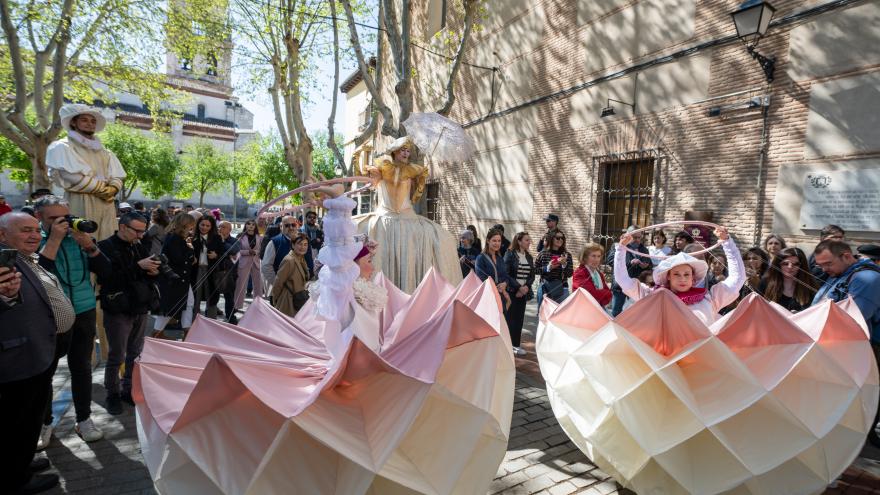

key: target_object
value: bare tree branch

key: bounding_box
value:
[341,0,396,137]
[381,0,403,78]
[396,0,413,125]
[326,0,345,172]
[0,0,32,119]
[42,0,77,57]
[437,0,479,117]
[48,1,73,139]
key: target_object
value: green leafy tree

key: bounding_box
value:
[0,132,32,183]
[0,0,192,189]
[177,139,233,207]
[236,134,297,205]
[101,123,179,200]
[310,130,342,179]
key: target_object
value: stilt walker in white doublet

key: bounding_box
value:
[46,104,126,241]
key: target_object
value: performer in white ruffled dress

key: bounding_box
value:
[308,184,388,359]
[45,104,126,240]
[355,137,462,293]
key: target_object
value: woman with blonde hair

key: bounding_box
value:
[155,212,196,332]
[573,242,612,307]
[356,136,461,292]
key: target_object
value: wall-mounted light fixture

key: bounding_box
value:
[708,95,771,117]
[730,0,777,83]
[600,98,636,118]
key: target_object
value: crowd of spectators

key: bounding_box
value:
[0,192,326,494]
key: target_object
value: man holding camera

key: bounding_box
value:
[34,195,109,447]
[92,213,159,414]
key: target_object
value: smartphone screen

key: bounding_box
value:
[0,249,17,269]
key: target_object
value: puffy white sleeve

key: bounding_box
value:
[106,152,126,187]
[614,243,650,301]
[315,195,362,321]
[710,238,746,311]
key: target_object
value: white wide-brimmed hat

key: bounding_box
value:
[652,252,708,287]
[59,104,106,132]
[385,136,414,155]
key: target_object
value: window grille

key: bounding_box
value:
[591,151,660,253]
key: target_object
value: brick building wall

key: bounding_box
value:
[369,0,880,256]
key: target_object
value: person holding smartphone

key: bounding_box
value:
[91,213,160,415]
[535,229,574,307]
[0,212,76,494]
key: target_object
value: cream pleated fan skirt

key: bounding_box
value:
[536,289,879,495]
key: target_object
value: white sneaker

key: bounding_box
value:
[75,418,104,442]
[36,424,53,451]
[513,346,527,356]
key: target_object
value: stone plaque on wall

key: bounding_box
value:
[799,168,880,231]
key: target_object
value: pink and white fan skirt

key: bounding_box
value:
[134,270,515,495]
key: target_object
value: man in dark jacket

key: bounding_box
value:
[301,211,324,258]
[0,212,75,494]
[93,213,159,414]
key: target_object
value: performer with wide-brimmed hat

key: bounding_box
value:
[45,104,125,240]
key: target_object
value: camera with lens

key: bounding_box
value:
[152,253,181,282]
[63,215,98,234]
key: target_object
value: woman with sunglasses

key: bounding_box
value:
[758,247,817,312]
[535,229,574,306]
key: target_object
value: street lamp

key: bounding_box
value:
[731,0,777,83]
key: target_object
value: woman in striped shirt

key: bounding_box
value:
[503,232,535,356]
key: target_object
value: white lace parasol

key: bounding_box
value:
[402,112,476,163]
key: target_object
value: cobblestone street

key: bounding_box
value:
[35,301,880,494]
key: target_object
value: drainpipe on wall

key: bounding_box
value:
[752,90,772,247]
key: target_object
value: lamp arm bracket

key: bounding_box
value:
[746,46,776,83]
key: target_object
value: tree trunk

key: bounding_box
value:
[199,190,206,208]
[30,142,50,190]
[122,179,138,200]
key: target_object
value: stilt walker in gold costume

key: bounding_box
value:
[355,137,462,293]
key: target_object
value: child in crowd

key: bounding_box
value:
[614,227,745,325]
